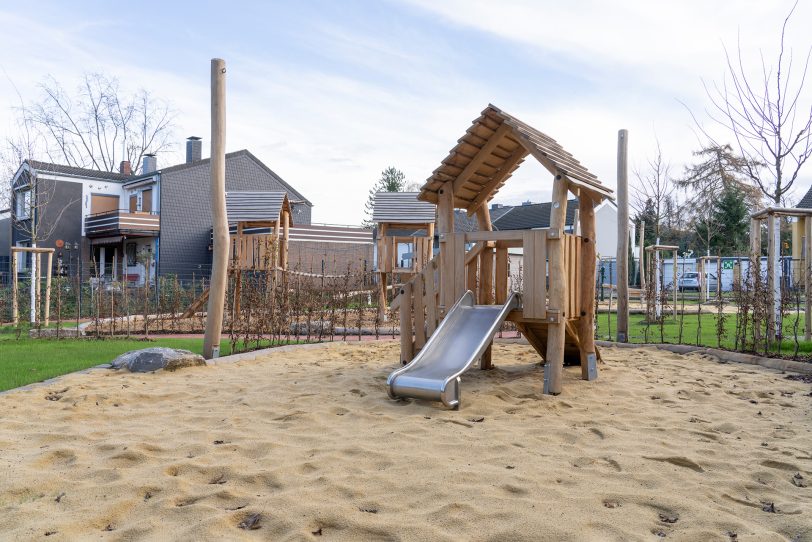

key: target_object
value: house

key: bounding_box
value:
[8,137,313,284]
[0,209,10,284]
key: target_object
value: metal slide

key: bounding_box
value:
[387,290,520,409]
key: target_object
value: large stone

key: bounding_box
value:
[110,347,206,373]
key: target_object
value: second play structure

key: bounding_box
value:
[372,191,436,318]
[182,191,292,317]
[387,104,613,408]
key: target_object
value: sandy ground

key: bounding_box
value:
[1,343,810,541]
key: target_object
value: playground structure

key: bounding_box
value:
[10,246,55,326]
[388,104,613,405]
[644,244,678,320]
[751,207,812,342]
[371,192,435,318]
[182,191,292,318]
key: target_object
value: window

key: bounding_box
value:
[15,190,31,220]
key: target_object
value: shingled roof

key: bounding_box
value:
[25,160,134,182]
[226,191,292,224]
[419,104,612,215]
[372,192,436,224]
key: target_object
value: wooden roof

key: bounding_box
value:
[372,192,436,224]
[418,104,613,215]
[226,191,291,224]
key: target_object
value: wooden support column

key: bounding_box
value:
[11,251,18,326]
[750,218,762,341]
[44,251,53,326]
[233,222,243,315]
[400,282,414,364]
[805,217,812,341]
[476,204,494,369]
[616,129,629,342]
[437,183,455,318]
[577,194,598,380]
[544,174,569,395]
[377,223,388,319]
[767,214,776,342]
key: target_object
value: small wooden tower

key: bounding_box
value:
[372,191,436,317]
[181,191,293,318]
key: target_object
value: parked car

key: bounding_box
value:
[676,272,718,292]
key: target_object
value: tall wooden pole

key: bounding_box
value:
[544,174,569,395]
[44,251,53,326]
[616,129,629,341]
[204,58,228,359]
[638,221,645,294]
[766,213,776,342]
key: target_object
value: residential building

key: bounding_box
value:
[8,138,313,284]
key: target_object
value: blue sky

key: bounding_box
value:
[2,0,811,223]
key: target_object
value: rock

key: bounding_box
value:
[110,347,206,373]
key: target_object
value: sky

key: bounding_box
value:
[1,0,811,224]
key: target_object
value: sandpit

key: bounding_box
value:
[0,342,810,541]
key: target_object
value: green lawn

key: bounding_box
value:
[595,311,812,355]
[0,327,298,392]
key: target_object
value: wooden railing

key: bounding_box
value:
[229,234,280,270]
[394,229,582,363]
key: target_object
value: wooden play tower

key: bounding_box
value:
[372,191,436,317]
[182,191,292,317]
[394,105,614,395]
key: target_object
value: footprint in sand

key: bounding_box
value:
[643,456,704,473]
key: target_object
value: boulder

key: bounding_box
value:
[110,347,206,373]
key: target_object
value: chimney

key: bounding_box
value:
[142,153,157,174]
[186,136,202,163]
[119,160,132,175]
[490,203,501,210]
[522,200,532,206]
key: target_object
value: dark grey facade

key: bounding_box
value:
[158,150,312,277]
[0,215,10,283]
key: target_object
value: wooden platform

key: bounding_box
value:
[513,317,600,366]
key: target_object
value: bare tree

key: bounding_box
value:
[631,141,675,240]
[702,3,812,205]
[17,73,175,173]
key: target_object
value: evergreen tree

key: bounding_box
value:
[363,167,408,226]
[712,186,750,255]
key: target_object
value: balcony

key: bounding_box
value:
[85,210,160,238]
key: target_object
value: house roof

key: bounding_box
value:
[159,150,312,206]
[372,191,436,224]
[418,104,612,215]
[24,160,134,182]
[798,185,812,209]
[226,191,292,224]
[452,200,578,232]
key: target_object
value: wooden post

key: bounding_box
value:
[639,221,645,294]
[204,57,228,360]
[716,256,723,303]
[616,129,629,342]
[476,205,494,369]
[767,214,776,342]
[11,251,18,326]
[750,218,762,341]
[400,282,413,364]
[35,253,42,325]
[805,217,812,341]
[437,183,455,318]
[233,222,243,316]
[44,251,53,326]
[282,209,290,270]
[672,250,678,318]
[544,174,569,395]
[577,194,598,380]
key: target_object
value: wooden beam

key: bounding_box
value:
[11,251,18,326]
[476,205,494,305]
[750,218,761,341]
[544,174,569,395]
[451,123,512,195]
[400,282,414,364]
[767,214,776,342]
[44,251,53,326]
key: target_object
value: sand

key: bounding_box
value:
[0,342,810,541]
